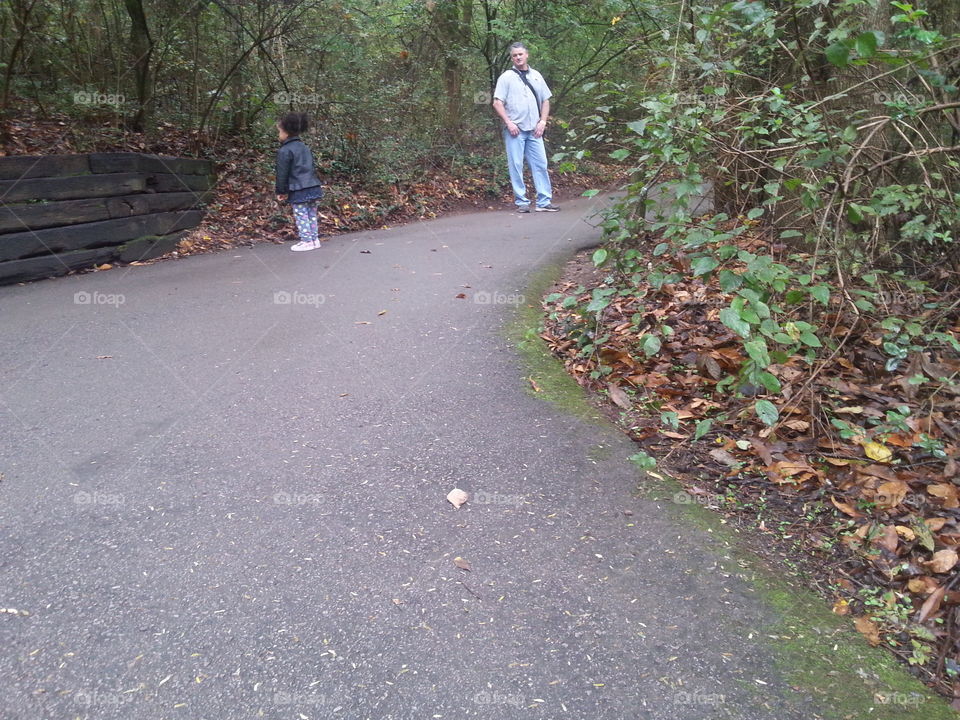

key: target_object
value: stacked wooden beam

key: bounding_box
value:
[0,153,215,284]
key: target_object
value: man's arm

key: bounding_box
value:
[534,99,550,139]
[492,98,520,137]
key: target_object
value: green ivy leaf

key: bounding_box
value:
[758,371,782,393]
[582,189,600,198]
[691,256,719,276]
[609,148,630,161]
[720,307,751,338]
[825,42,850,68]
[692,419,711,441]
[592,248,609,266]
[755,399,779,426]
[745,338,771,366]
[855,31,878,59]
[641,334,662,356]
[810,285,831,304]
[718,270,743,292]
[800,331,823,348]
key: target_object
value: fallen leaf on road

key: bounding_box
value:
[454,556,472,571]
[446,489,468,509]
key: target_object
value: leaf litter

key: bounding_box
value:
[541,241,959,699]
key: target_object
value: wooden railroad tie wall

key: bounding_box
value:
[0,152,215,285]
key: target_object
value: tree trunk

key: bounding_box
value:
[123,0,154,133]
[429,0,472,135]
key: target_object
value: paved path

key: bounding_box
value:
[2,198,830,719]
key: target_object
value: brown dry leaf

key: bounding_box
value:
[784,419,810,432]
[607,383,633,410]
[446,489,468,509]
[924,549,959,574]
[832,598,850,615]
[885,432,916,448]
[453,556,472,571]
[874,480,909,509]
[750,437,774,466]
[875,525,899,553]
[918,586,947,623]
[926,518,949,532]
[529,377,542,393]
[836,406,864,415]
[696,354,723,380]
[894,525,916,541]
[831,496,863,518]
[824,457,851,466]
[907,576,939,594]
[854,615,882,646]
[709,448,740,468]
[928,483,960,508]
[771,460,816,477]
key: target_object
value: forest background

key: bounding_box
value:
[1,0,959,707]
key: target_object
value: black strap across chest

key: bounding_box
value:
[513,68,541,111]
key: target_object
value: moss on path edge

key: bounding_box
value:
[506,259,955,720]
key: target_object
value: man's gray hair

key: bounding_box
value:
[508,42,528,53]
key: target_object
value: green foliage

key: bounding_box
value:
[557,0,958,445]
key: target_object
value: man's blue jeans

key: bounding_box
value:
[503,128,552,208]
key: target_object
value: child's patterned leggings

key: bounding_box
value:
[291,201,319,243]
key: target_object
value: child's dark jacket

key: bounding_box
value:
[275,137,322,195]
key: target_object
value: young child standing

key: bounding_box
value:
[275,112,324,252]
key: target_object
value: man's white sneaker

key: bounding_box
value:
[535,204,561,212]
[291,240,321,252]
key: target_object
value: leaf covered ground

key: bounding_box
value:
[540,230,960,704]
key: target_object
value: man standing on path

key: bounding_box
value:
[493,42,560,213]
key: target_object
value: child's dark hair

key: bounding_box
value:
[278,112,309,135]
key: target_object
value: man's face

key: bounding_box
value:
[510,48,529,70]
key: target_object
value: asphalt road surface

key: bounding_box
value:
[2,197,831,719]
